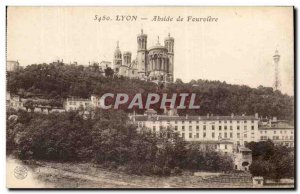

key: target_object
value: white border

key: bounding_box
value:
[0,0,298,193]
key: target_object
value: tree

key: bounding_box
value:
[105,67,114,77]
[247,141,294,179]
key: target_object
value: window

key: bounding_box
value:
[251,126,254,130]
[196,133,199,138]
[225,145,227,149]
[189,126,192,131]
[274,131,276,134]
[212,125,215,130]
[175,126,178,131]
[203,125,206,130]
[237,121,240,124]
[230,132,233,138]
[189,133,192,138]
[224,132,227,138]
[219,126,222,130]
[230,120,232,123]
[160,126,163,131]
[244,120,247,123]
[153,126,156,132]
[244,126,247,130]
[224,126,227,130]
[251,120,254,123]
[212,132,215,138]
[219,133,222,138]
[189,120,192,124]
[182,133,185,138]
[182,126,185,131]
[237,133,240,138]
[237,141,240,145]
[237,126,240,130]
[196,126,199,130]
[244,134,247,138]
[230,126,233,130]
[219,120,222,123]
[175,121,177,124]
[182,121,185,124]
[224,120,227,124]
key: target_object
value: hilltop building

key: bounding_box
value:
[113,29,174,84]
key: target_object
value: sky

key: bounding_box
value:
[7,7,294,95]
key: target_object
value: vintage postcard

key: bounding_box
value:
[6,6,295,189]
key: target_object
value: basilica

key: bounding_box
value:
[113,29,174,83]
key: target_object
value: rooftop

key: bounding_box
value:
[134,115,258,121]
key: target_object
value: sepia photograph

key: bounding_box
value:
[5,6,295,189]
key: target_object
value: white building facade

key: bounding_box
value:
[133,113,259,147]
[258,118,294,147]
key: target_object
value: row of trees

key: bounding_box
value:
[7,109,233,176]
[7,63,294,120]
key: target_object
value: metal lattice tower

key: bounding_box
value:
[273,49,281,91]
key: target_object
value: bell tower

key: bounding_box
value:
[113,41,122,73]
[164,33,174,82]
[137,29,147,78]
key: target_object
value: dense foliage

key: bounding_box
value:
[7,110,233,176]
[7,63,294,120]
[246,141,294,180]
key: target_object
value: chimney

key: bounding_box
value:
[255,113,258,119]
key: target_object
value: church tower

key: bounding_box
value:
[136,29,147,78]
[113,41,122,73]
[123,51,132,67]
[164,33,174,82]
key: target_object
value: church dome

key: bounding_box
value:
[149,36,167,51]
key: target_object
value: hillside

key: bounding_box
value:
[7,62,294,120]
